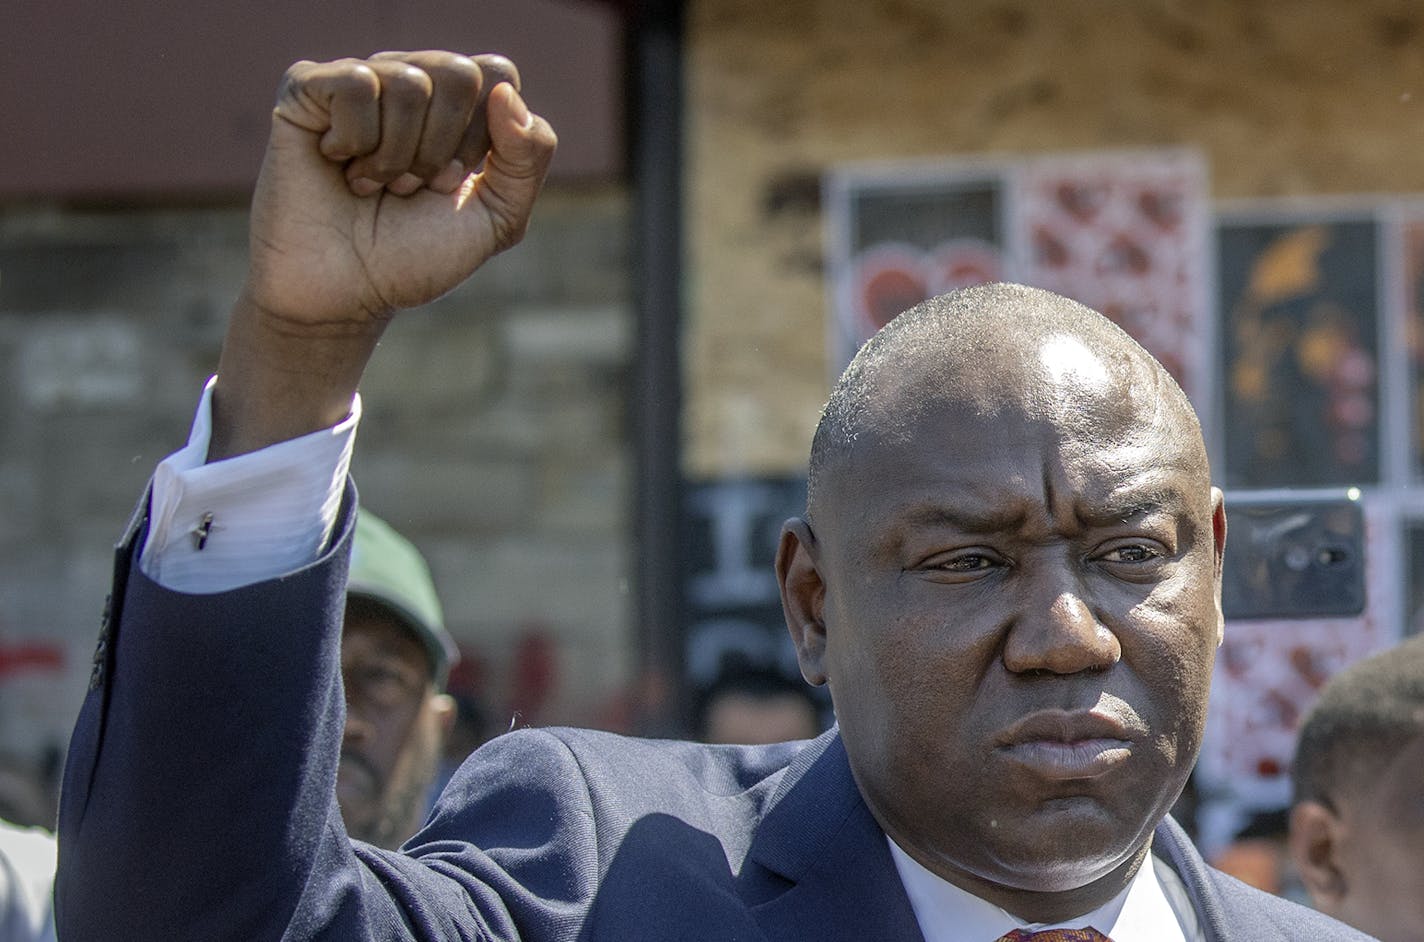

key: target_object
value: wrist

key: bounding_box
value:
[207,289,383,461]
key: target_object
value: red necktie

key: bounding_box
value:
[995,929,1111,942]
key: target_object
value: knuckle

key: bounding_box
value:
[472,53,520,91]
[379,63,433,100]
[275,60,326,103]
[279,59,318,86]
[329,61,382,98]
[437,54,484,88]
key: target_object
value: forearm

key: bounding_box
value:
[209,289,383,461]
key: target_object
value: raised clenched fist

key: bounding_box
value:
[209,51,557,460]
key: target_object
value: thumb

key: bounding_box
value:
[468,83,558,248]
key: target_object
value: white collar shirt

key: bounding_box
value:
[888,836,1204,942]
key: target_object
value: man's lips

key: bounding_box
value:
[994,710,1142,780]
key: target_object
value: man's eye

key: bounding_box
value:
[1102,545,1158,563]
[346,663,422,703]
[937,553,995,572]
[369,666,407,686]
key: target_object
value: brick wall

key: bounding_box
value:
[684,0,1424,476]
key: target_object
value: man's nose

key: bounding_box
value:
[341,686,375,746]
[1001,574,1121,675]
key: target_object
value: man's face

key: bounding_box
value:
[338,605,450,849]
[780,338,1225,918]
[1325,731,1424,942]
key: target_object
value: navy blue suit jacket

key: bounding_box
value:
[56,492,1374,940]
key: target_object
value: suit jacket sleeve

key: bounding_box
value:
[53,485,595,941]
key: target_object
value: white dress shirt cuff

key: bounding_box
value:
[137,376,359,594]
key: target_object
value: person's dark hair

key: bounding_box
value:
[1291,635,1424,807]
[692,663,823,740]
[806,283,1196,521]
[1233,807,1289,842]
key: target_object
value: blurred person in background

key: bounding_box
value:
[340,510,458,849]
[1209,809,1306,903]
[427,689,499,810]
[1288,635,1424,942]
[0,760,56,834]
[0,733,64,939]
[693,662,824,745]
[0,818,55,942]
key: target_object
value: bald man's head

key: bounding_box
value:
[776,283,1227,921]
[807,283,1205,523]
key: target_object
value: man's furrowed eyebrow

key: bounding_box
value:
[892,503,1029,534]
[1077,486,1189,526]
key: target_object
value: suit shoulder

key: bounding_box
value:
[1204,868,1376,939]
[426,726,811,868]
[1153,819,1375,941]
[527,726,806,796]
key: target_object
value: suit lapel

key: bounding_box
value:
[744,731,926,941]
[742,736,1231,942]
[1151,817,1229,942]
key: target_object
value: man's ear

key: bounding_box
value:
[429,692,457,741]
[776,517,828,686]
[1211,486,1227,646]
[1288,800,1348,914]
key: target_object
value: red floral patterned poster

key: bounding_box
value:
[1013,151,1210,404]
[826,150,1210,409]
[825,163,1007,374]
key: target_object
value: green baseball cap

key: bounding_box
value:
[347,509,458,689]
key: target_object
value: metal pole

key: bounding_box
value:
[628,0,686,735]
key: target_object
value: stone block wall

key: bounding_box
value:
[0,184,634,775]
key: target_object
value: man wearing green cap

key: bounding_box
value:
[339,510,458,849]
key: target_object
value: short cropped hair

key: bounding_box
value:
[692,664,822,740]
[806,283,1195,520]
[1291,636,1424,807]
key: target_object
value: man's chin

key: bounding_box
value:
[927,801,1139,888]
[983,854,1126,895]
[978,822,1146,894]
